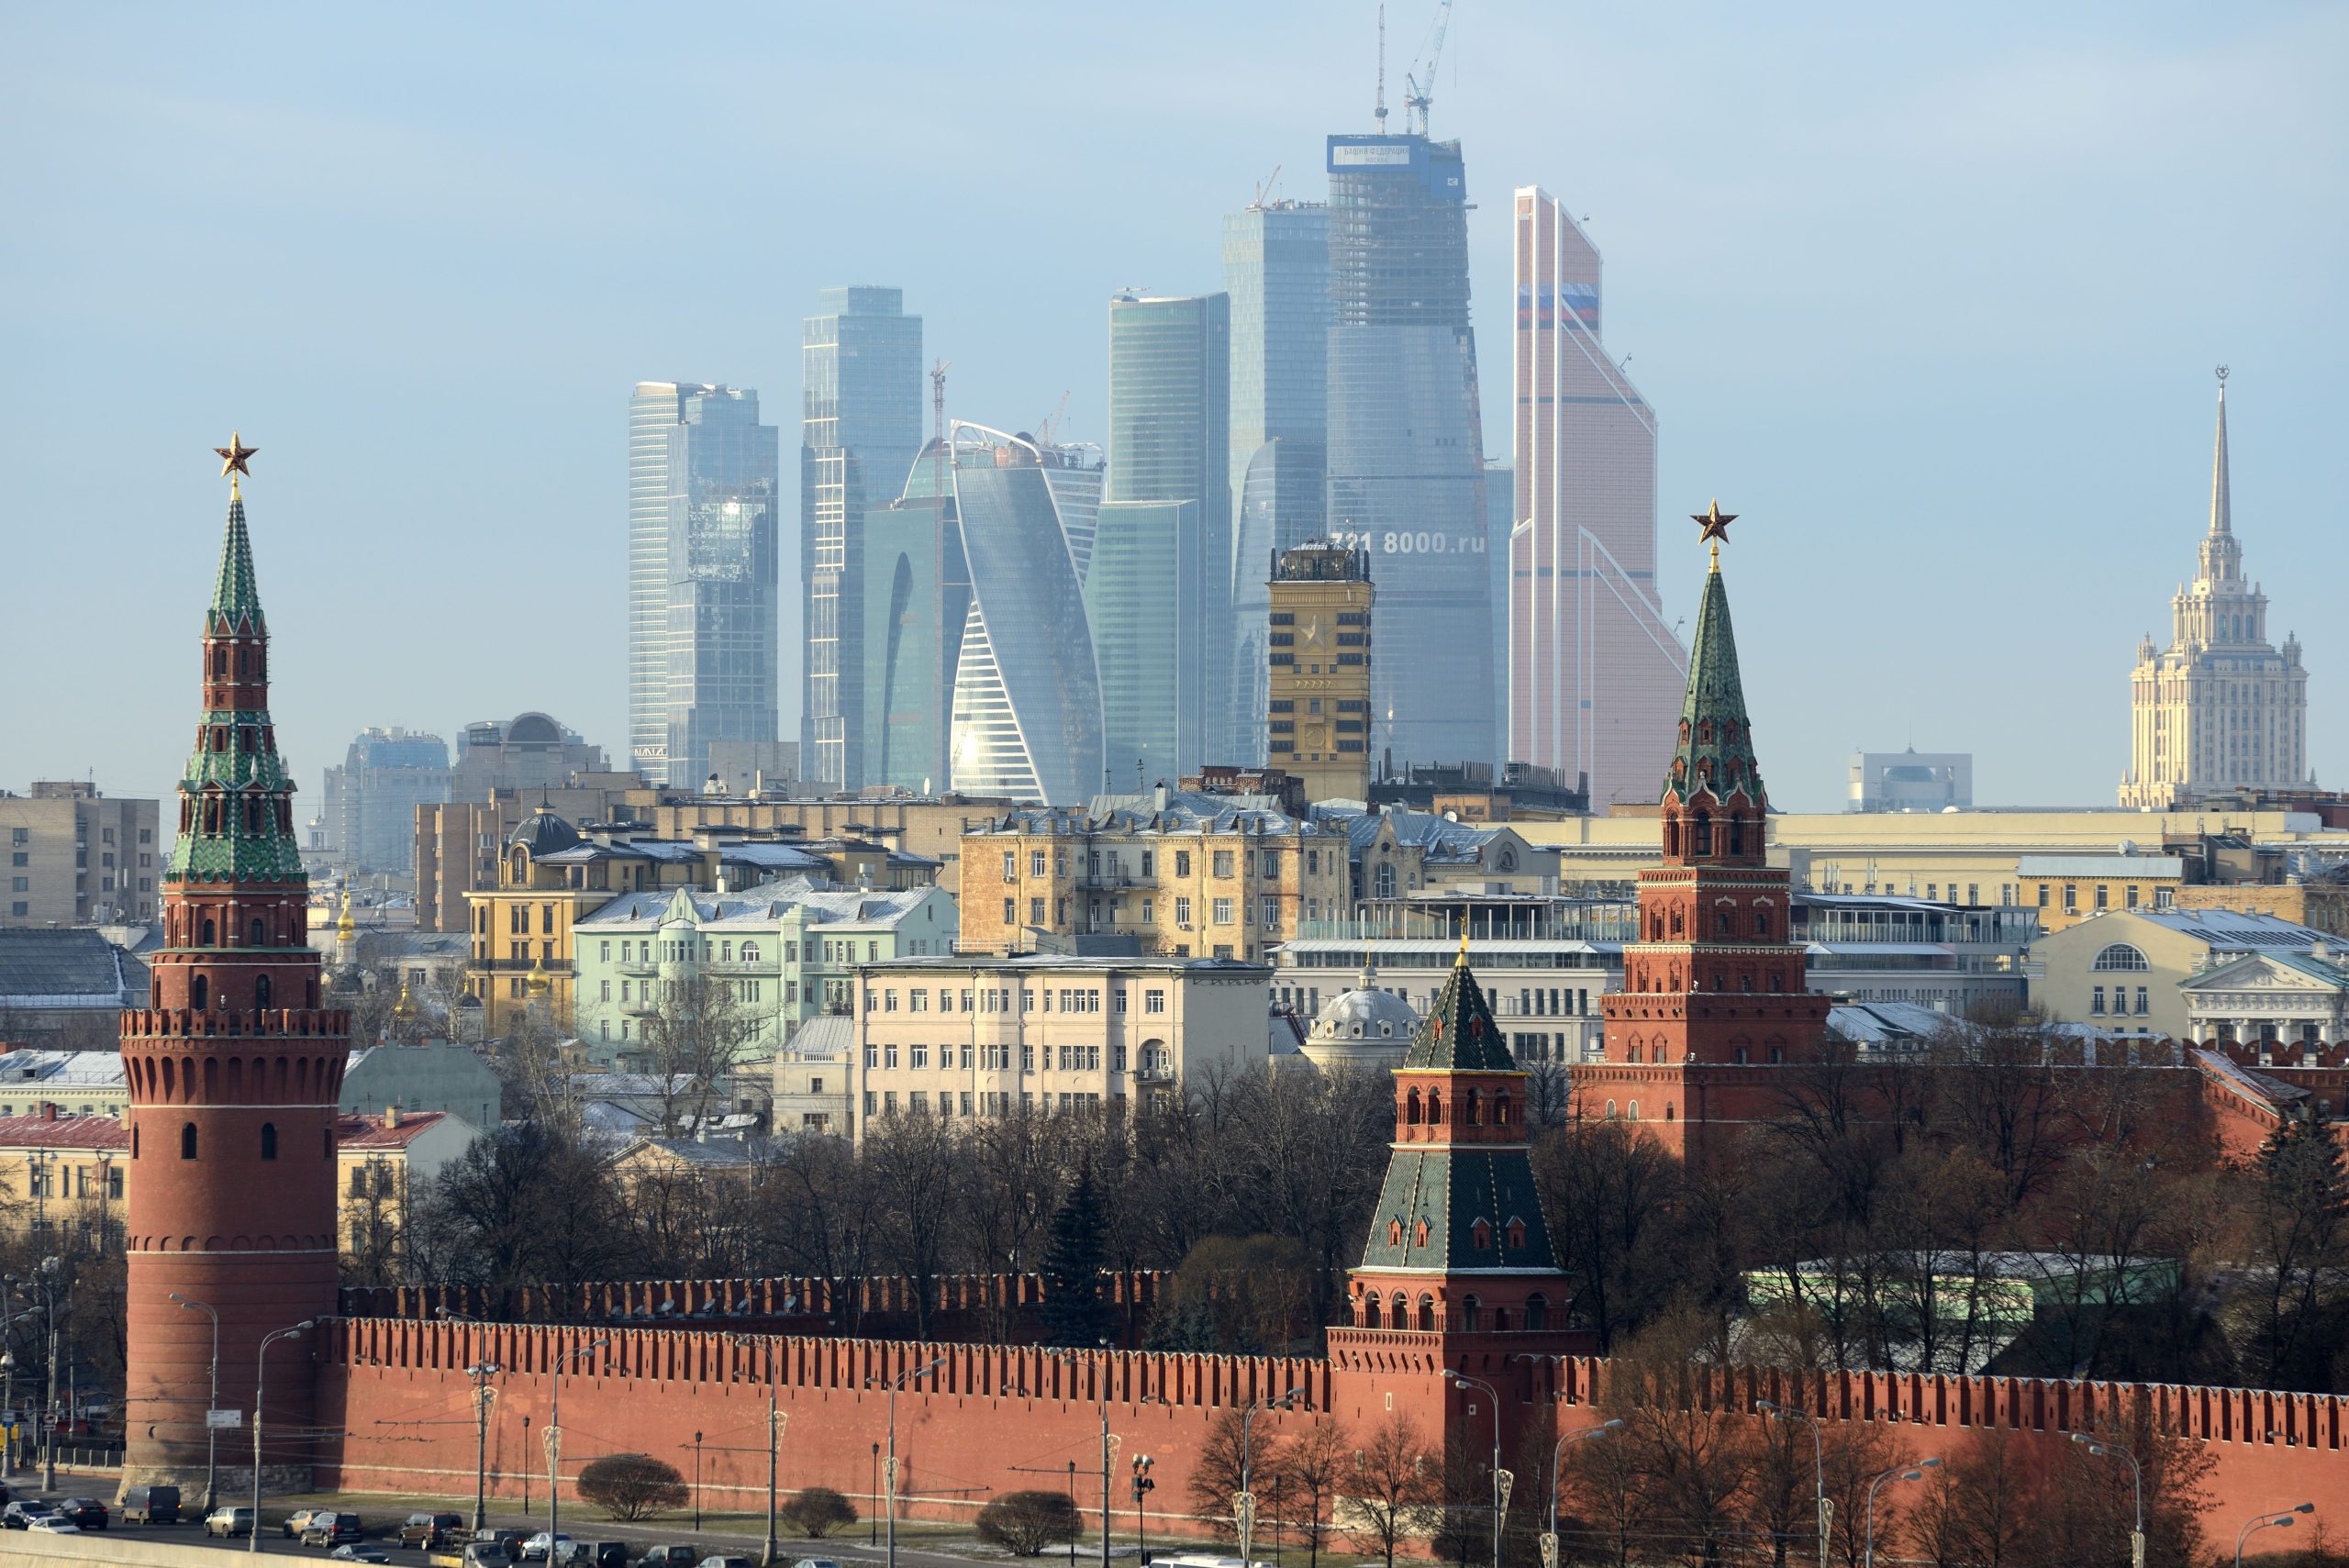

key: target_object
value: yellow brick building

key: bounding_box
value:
[1266,542,1374,803]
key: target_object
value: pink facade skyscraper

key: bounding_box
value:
[1508,186,1687,807]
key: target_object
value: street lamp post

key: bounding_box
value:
[2235,1504,2314,1566]
[1131,1454,1154,1565]
[1540,1419,1621,1568]
[1053,1343,1119,1568]
[546,1338,612,1568]
[1449,1375,1508,1568]
[0,1348,15,1478]
[250,1319,317,1553]
[1863,1459,1940,1568]
[762,1397,786,1568]
[693,1429,705,1531]
[1758,1399,1828,1568]
[874,1357,944,1568]
[170,1294,222,1515]
[2070,1431,2144,1568]
[1239,1390,1305,1567]
[467,1362,502,1533]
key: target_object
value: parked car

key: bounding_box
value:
[461,1542,518,1567]
[645,1548,701,1567]
[27,1515,82,1534]
[206,1506,257,1538]
[520,1532,576,1562]
[329,1546,394,1565]
[3,1501,56,1529]
[285,1507,328,1539]
[695,1556,752,1568]
[793,1558,843,1568]
[403,1512,467,1549]
[56,1497,108,1530]
[573,1545,629,1568]
[120,1484,182,1525]
[303,1511,368,1548]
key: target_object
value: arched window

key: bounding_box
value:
[180,1123,197,1161]
[191,974,209,1011]
[250,917,266,948]
[1506,1218,1527,1250]
[132,1126,140,1159]
[1417,1295,1436,1331]
[1364,1294,1382,1328]
[1526,1294,1549,1329]
[1465,1089,1484,1126]
[1414,1218,1430,1248]
[1375,862,1397,899]
[1605,1099,1618,1118]
[213,647,228,678]
[1460,1296,1482,1331]
[261,1122,277,1161]
[255,973,272,1009]
[2092,944,2151,972]
[324,1128,333,1159]
[1664,817,1680,857]
[1754,909,1770,936]
[1693,811,1712,855]
[1494,1093,1512,1126]
[1629,1100,1641,1121]
[1730,816,1746,856]
[1426,1089,1443,1123]
[741,943,760,964]
[1388,1218,1405,1246]
[1665,1104,1676,1122]
[1406,1086,1422,1125]
[201,917,216,947]
[1470,1219,1491,1251]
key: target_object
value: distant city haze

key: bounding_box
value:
[2,3,2341,811]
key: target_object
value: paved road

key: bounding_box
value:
[0,1471,1138,1568]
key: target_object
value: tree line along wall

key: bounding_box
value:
[315,1320,2349,1538]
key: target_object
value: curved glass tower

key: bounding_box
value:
[947,424,1106,804]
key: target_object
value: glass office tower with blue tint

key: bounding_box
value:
[803,286,923,793]
[862,439,969,795]
[1223,199,1328,763]
[1325,133,1494,769]
[1104,292,1229,778]
[947,425,1106,805]
[629,383,781,787]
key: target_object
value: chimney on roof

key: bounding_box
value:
[384,1106,401,1129]
[41,1103,57,1121]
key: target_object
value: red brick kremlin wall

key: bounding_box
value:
[313,1319,2349,1536]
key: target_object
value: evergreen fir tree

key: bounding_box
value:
[1041,1166,1111,1347]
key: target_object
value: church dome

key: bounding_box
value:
[1300,973,1419,1073]
[507,806,581,858]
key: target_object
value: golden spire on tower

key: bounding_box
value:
[1692,499,1738,572]
[213,431,259,499]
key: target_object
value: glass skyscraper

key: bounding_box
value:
[628,383,781,788]
[1103,292,1229,778]
[861,439,969,795]
[802,286,923,794]
[947,425,1106,805]
[1223,199,1328,763]
[1324,133,1495,768]
[1508,187,1685,807]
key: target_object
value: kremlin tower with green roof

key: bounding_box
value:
[118,438,347,1501]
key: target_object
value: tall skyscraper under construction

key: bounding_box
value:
[1324,130,1494,769]
[802,286,923,793]
[1508,186,1686,808]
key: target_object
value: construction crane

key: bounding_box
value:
[929,360,951,489]
[1403,0,1453,137]
[1250,163,1284,209]
[1372,5,1387,133]
[1035,390,1070,449]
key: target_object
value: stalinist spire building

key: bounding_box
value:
[2121,372,2310,807]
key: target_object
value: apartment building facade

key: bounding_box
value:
[0,783,161,927]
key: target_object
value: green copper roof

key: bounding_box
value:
[209,493,266,633]
[1663,565,1765,804]
[1402,953,1520,1072]
[1357,1148,1560,1273]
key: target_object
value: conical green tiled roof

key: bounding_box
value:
[209,493,266,633]
[1663,565,1765,803]
[1401,949,1520,1073]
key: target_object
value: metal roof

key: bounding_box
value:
[2018,855,2184,878]
[0,929,144,1008]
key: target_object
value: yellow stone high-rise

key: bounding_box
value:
[2121,372,2310,808]
[1267,541,1375,802]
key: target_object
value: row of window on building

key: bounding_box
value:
[864,1041,1140,1074]
[864,1088,1112,1118]
[868,985,1167,1016]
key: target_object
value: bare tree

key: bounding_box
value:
[638,973,763,1134]
[862,1111,964,1339]
[1345,1411,1439,1568]
[1283,1413,1352,1568]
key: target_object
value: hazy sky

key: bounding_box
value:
[4,2,2343,816]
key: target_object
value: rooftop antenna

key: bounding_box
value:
[1374,5,1387,133]
[930,359,951,486]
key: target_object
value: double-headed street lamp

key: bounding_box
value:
[546,1337,613,1567]
[2235,1503,2314,1566]
[437,1308,504,1533]
[2071,1431,2145,1568]
[1448,1374,1511,1568]
[1757,1399,1828,1568]
[1053,1344,1123,1568]
[1538,1418,1620,1568]
[1863,1458,1940,1568]
[169,1294,222,1515]
[251,1318,318,1553]
[870,1357,944,1568]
